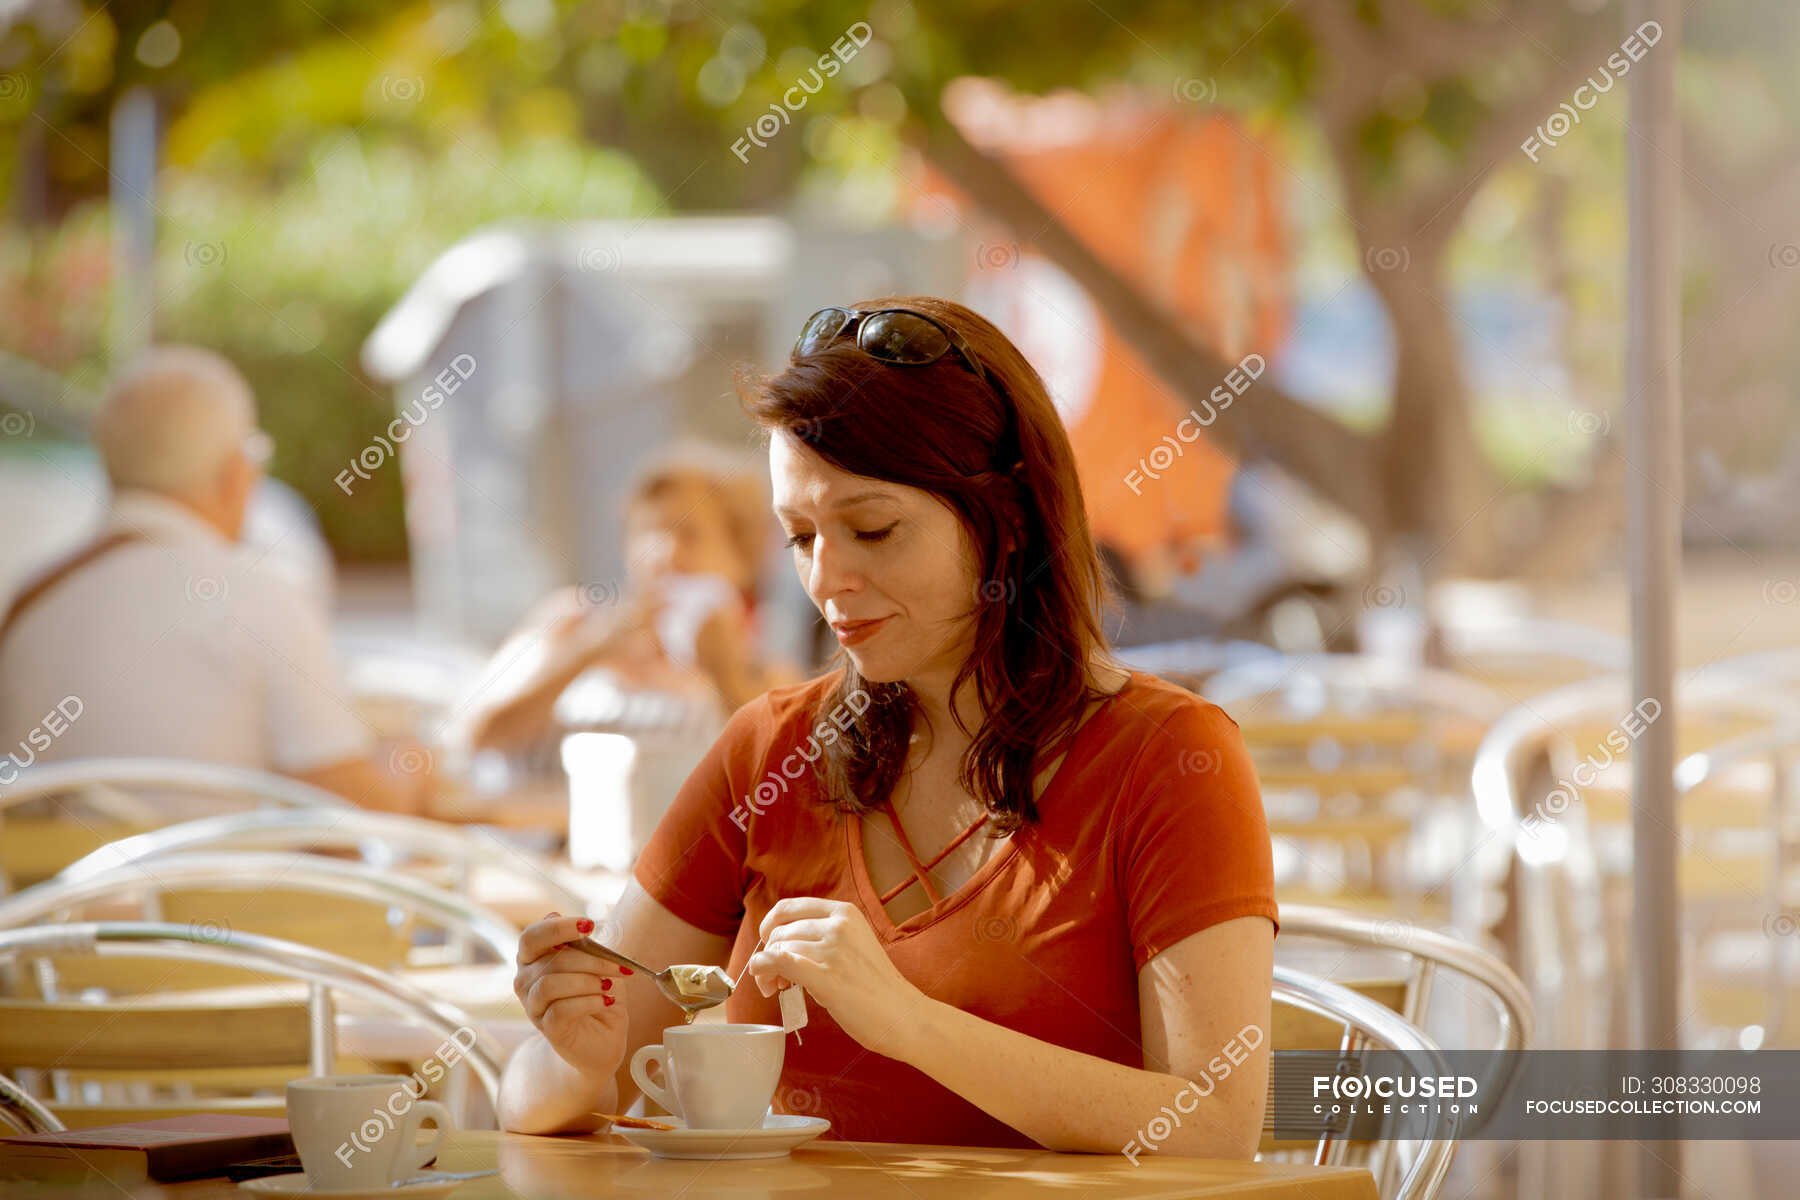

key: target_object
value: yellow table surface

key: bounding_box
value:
[135,1127,1379,1200]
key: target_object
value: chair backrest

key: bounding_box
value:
[56,808,589,916]
[1204,654,1505,911]
[1473,652,1800,845]
[0,922,504,1127]
[1269,964,1456,1200]
[1205,654,1502,784]
[0,852,520,997]
[2,758,352,817]
[1664,721,1800,1045]
[1277,905,1534,1054]
[0,995,320,1070]
[0,758,349,894]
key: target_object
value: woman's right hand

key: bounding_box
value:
[514,913,632,1078]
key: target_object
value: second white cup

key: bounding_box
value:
[629,1023,785,1129]
[287,1074,454,1190]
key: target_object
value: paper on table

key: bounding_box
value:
[779,984,807,1044]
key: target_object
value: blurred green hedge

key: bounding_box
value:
[1,131,661,560]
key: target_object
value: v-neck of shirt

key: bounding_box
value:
[847,673,1136,939]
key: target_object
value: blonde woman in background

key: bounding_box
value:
[460,441,803,754]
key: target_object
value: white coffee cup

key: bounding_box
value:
[629,1023,785,1129]
[286,1074,454,1190]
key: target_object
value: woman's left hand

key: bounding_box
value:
[748,898,927,1061]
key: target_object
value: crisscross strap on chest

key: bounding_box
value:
[875,800,993,906]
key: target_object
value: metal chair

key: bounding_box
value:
[55,807,590,915]
[1269,964,1457,1200]
[1661,720,1800,1047]
[1276,906,1531,1199]
[0,922,504,1129]
[1,758,351,817]
[0,852,521,992]
[1470,666,1800,1051]
[1202,654,1506,917]
[1277,905,1533,1052]
[1469,664,1800,1200]
[0,758,349,895]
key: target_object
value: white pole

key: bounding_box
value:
[1625,0,1681,1194]
[108,85,157,362]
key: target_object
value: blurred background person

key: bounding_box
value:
[457,440,802,757]
[0,344,432,815]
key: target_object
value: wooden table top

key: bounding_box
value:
[141,1128,1378,1199]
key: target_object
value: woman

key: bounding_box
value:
[459,442,796,754]
[498,297,1277,1158]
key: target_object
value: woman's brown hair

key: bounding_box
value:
[738,295,1124,835]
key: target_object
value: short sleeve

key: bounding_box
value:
[1115,701,1278,971]
[242,571,375,773]
[630,695,764,938]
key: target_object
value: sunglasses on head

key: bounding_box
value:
[791,306,993,389]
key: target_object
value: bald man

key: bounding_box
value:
[0,345,428,815]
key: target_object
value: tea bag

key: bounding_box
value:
[778,983,808,1044]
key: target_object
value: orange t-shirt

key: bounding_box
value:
[630,667,1278,1148]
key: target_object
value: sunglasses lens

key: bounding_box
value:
[859,311,949,365]
[795,308,853,357]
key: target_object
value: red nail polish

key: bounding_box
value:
[576,918,594,934]
[603,995,615,1006]
[620,966,633,975]
[601,978,612,991]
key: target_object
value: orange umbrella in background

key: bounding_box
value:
[906,80,1294,598]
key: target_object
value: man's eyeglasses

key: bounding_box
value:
[791,306,993,389]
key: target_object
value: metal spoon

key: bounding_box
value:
[569,935,733,1022]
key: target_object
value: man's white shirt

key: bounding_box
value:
[0,489,372,783]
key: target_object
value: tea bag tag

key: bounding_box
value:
[778,983,808,1044]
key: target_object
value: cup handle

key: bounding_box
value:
[394,1099,453,1180]
[629,1044,679,1117]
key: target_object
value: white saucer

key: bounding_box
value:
[238,1173,468,1198]
[612,1113,831,1159]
